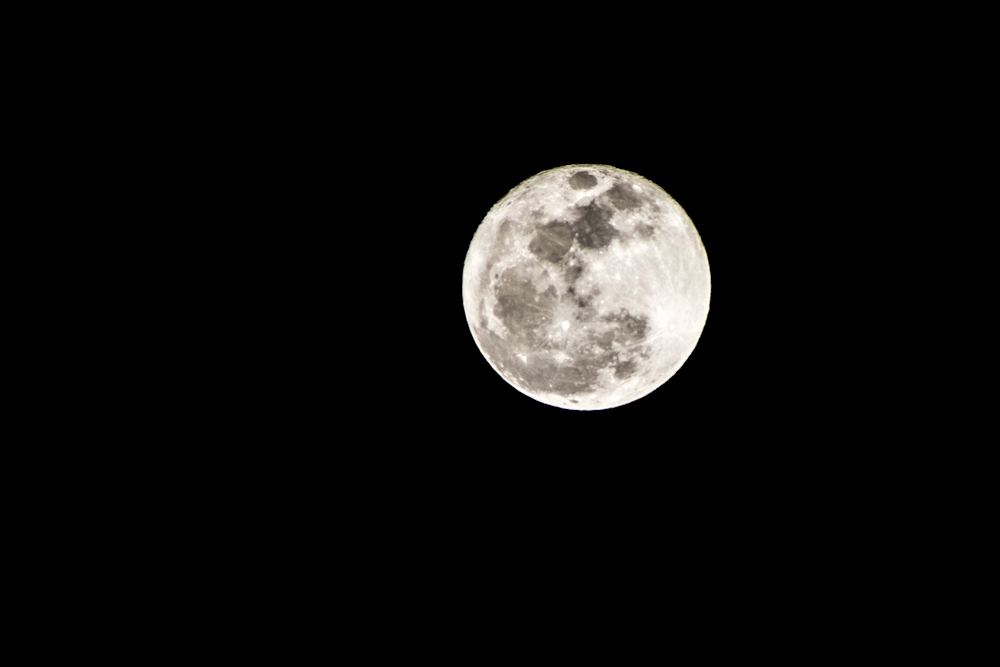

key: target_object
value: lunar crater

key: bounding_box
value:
[568,170,598,191]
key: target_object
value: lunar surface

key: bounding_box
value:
[462,165,710,410]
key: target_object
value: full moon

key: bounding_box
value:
[462,165,710,410]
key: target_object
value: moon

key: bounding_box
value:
[462,165,710,411]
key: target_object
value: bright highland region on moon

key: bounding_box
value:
[462,164,711,411]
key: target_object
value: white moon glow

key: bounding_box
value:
[462,165,710,411]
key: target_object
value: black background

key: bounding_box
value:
[22,8,981,650]
[197,41,859,482]
[60,10,972,634]
[175,75,910,613]
[149,12,928,562]
[215,79,842,497]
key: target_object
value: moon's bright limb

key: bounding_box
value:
[462,165,710,410]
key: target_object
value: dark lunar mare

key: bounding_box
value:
[601,308,649,344]
[527,220,590,303]
[571,201,618,250]
[476,320,605,396]
[479,267,652,395]
[564,262,584,284]
[528,221,573,263]
[565,285,592,310]
[478,297,488,329]
[635,222,656,239]
[603,181,645,211]
[492,268,558,346]
[614,359,638,379]
[498,218,513,240]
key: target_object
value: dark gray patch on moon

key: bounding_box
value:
[564,260,584,284]
[498,218,513,240]
[479,256,501,308]
[568,171,598,190]
[478,297,488,329]
[565,285,592,310]
[477,311,653,398]
[601,308,649,343]
[521,354,603,395]
[477,319,604,397]
[592,329,615,350]
[528,221,573,263]
[635,222,656,239]
[614,359,638,379]
[476,250,655,400]
[603,182,644,211]
[491,267,558,346]
[565,282,598,322]
[571,201,618,250]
